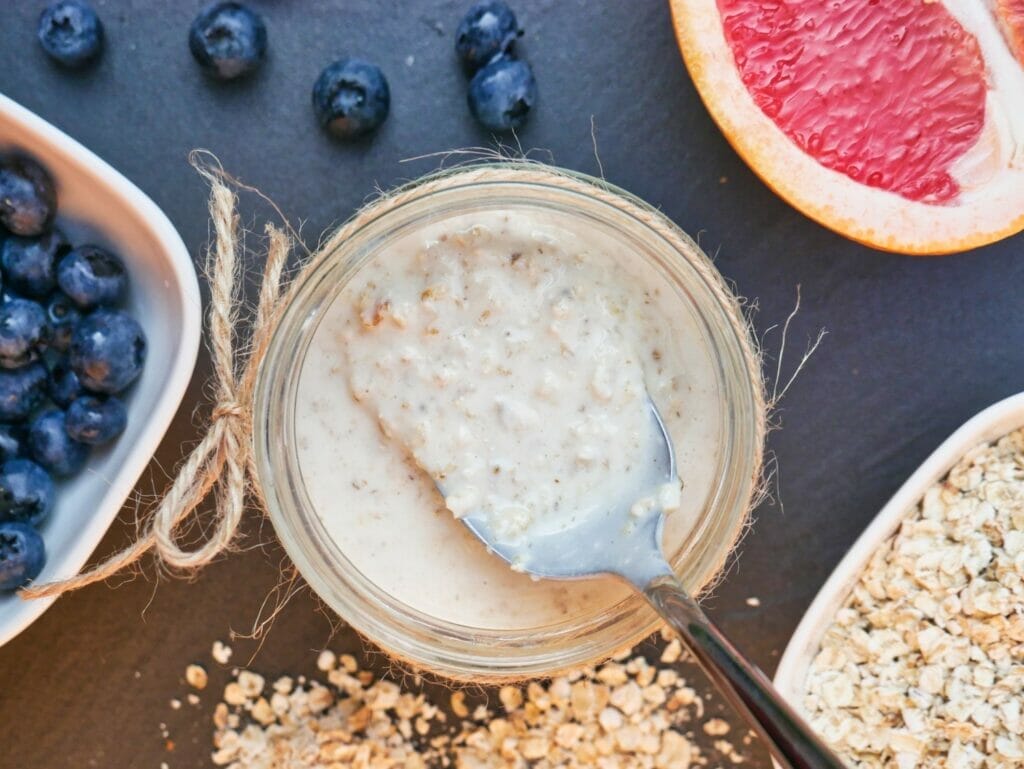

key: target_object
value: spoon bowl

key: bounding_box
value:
[460,399,676,586]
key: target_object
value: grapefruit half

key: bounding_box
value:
[670,0,1024,254]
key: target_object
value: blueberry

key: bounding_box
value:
[0,363,48,421]
[37,0,104,68]
[0,458,55,527]
[189,2,267,80]
[0,522,46,592]
[0,298,50,369]
[66,395,126,446]
[312,59,390,140]
[27,408,88,477]
[1,230,66,297]
[455,1,521,73]
[69,309,146,394]
[0,154,57,237]
[47,358,82,408]
[45,293,81,352]
[0,424,27,462]
[467,57,536,132]
[56,245,126,309]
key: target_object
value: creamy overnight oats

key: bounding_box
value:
[295,209,714,628]
[255,167,763,678]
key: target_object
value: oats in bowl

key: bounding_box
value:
[803,427,1024,769]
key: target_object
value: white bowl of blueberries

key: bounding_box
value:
[0,94,200,645]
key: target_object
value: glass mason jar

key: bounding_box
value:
[253,164,764,682]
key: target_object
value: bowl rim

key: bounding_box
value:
[774,391,1024,709]
[0,94,201,646]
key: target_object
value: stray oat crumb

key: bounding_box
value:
[185,664,208,690]
[745,596,761,607]
[211,641,232,665]
[315,649,336,672]
[169,699,181,710]
[703,717,730,736]
[661,638,683,664]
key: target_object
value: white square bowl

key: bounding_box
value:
[0,93,201,646]
[773,392,1024,722]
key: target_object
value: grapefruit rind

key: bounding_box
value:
[670,0,1024,254]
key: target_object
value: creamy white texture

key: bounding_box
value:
[295,209,722,629]
[344,223,681,551]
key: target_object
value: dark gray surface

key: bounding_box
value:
[1,1,1022,767]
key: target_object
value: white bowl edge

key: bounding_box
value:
[0,93,201,646]
[773,391,1024,714]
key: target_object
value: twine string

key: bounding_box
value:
[22,164,291,599]
[22,159,766,602]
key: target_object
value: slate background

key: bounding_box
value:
[0,1,1021,767]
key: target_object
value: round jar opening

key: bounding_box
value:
[254,165,763,681]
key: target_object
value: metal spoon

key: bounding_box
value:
[457,398,845,769]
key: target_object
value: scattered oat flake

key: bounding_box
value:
[208,650,740,768]
[703,717,730,736]
[315,649,336,672]
[185,664,208,690]
[660,638,683,664]
[745,596,761,607]
[211,641,232,665]
[169,698,181,710]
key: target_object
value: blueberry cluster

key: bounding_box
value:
[36,1,540,140]
[0,151,146,592]
[457,1,537,133]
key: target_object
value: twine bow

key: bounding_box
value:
[23,159,290,599]
[22,155,771,603]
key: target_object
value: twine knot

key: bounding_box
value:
[20,156,768,604]
[21,154,292,599]
[212,402,246,421]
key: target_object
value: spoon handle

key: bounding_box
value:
[643,575,845,769]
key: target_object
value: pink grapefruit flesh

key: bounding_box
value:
[670,0,1024,254]
[717,0,987,204]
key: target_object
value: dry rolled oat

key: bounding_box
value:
[804,428,1024,769]
[208,649,742,768]
[186,663,209,690]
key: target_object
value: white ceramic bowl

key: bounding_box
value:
[0,94,200,646]
[774,392,1024,717]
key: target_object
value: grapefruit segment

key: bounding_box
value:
[670,0,1024,253]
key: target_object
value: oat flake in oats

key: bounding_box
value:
[804,428,1024,769]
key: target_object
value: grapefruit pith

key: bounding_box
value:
[670,0,1024,254]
